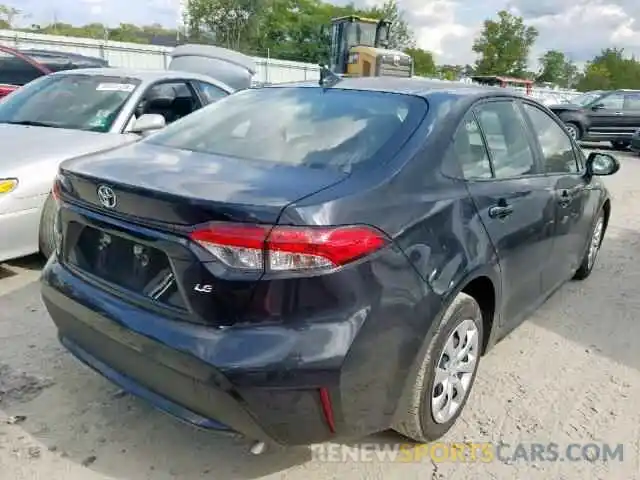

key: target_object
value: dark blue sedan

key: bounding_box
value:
[41,77,619,448]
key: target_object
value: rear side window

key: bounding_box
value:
[145,87,426,173]
[0,50,43,86]
[475,101,537,178]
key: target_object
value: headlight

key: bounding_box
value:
[0,178,18,194]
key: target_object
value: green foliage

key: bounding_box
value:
[472,10,538,78]
[537,50,578,88]
[24,22,180,45]
[0,4,20,28]
[184,0,418,63]
[576,48,640,91]
[405,47,436,77]
[368,0,415,50]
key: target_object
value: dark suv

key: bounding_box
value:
[0,45,108,97]
[548,89,640,150]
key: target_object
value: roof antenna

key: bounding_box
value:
[319,65,342,88]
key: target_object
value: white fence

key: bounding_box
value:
[0,29,581,103]
[0,29,321,84]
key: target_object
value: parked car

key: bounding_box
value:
[41,77,619,449]
[0,45,108,98]
[547,89,640,149]
[631,128,640,154]
[0,67,235,264]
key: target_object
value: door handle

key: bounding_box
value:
[488,204,513,219]
[557,189,572,207]
[614,112,624,115]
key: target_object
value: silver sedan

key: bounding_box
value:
[0,68,235,263]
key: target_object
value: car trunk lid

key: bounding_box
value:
[59,142,347,225]
[56,142,348,327]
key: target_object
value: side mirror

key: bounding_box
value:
[130,114,166,135]
[586,151,620,177]
[591,103,605,110]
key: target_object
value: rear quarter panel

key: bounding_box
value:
[280,92,502,430]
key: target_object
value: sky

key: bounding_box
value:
[5,0,640,67]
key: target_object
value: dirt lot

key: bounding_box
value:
[1,147,640,480]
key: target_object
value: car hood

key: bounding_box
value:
[1,124,138,177]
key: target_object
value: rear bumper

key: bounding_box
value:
[41,255,433,445]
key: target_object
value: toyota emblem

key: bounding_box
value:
[97,185,116,208]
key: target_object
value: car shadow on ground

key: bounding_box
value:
[528,224,640,373]
[0,255,46,279]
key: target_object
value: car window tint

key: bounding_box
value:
[597,93,624,110]
[0,50,43,86]
[624,93,640,110]
[475,101,536,178]
[194,81,228,104]
[144,87,427,173]
[523,103,578,174]
[451,113,492,179]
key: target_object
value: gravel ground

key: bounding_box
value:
[1,147,639,480]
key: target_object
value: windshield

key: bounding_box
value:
[571,91,603,106]
[344,21,377,48]
[0,73,140,132]
[145,87,426,172]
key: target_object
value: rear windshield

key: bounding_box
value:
[145,86,426,172]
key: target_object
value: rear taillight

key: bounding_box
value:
[189,223,388,272]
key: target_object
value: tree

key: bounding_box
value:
[576,48,640,91]
[472,10,538,78]
[0,4,21,28]
[438,64,464,80]
[537,50,578,88]
[404,47,436,77]
[185,0,262,50]
[370,0,415,50]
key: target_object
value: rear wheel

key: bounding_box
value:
[573,210,605,280]
[393,292,483,442]
[38,192,57,260]
[564,122,581,140]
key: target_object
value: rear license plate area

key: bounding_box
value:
[67,225,184,309]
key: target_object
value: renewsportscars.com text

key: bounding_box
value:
[311,442,625,463]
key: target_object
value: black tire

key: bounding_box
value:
[393,292,484,442]
[611,141,629,151]
[573,210,605,280]
[38,192,57,259]
[564,122,581,141]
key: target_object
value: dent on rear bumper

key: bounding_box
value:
[41,252,434,445]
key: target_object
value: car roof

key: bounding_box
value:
[266,76,522,102]
[48,67,235,92]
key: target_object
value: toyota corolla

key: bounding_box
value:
[41,77,619,448]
